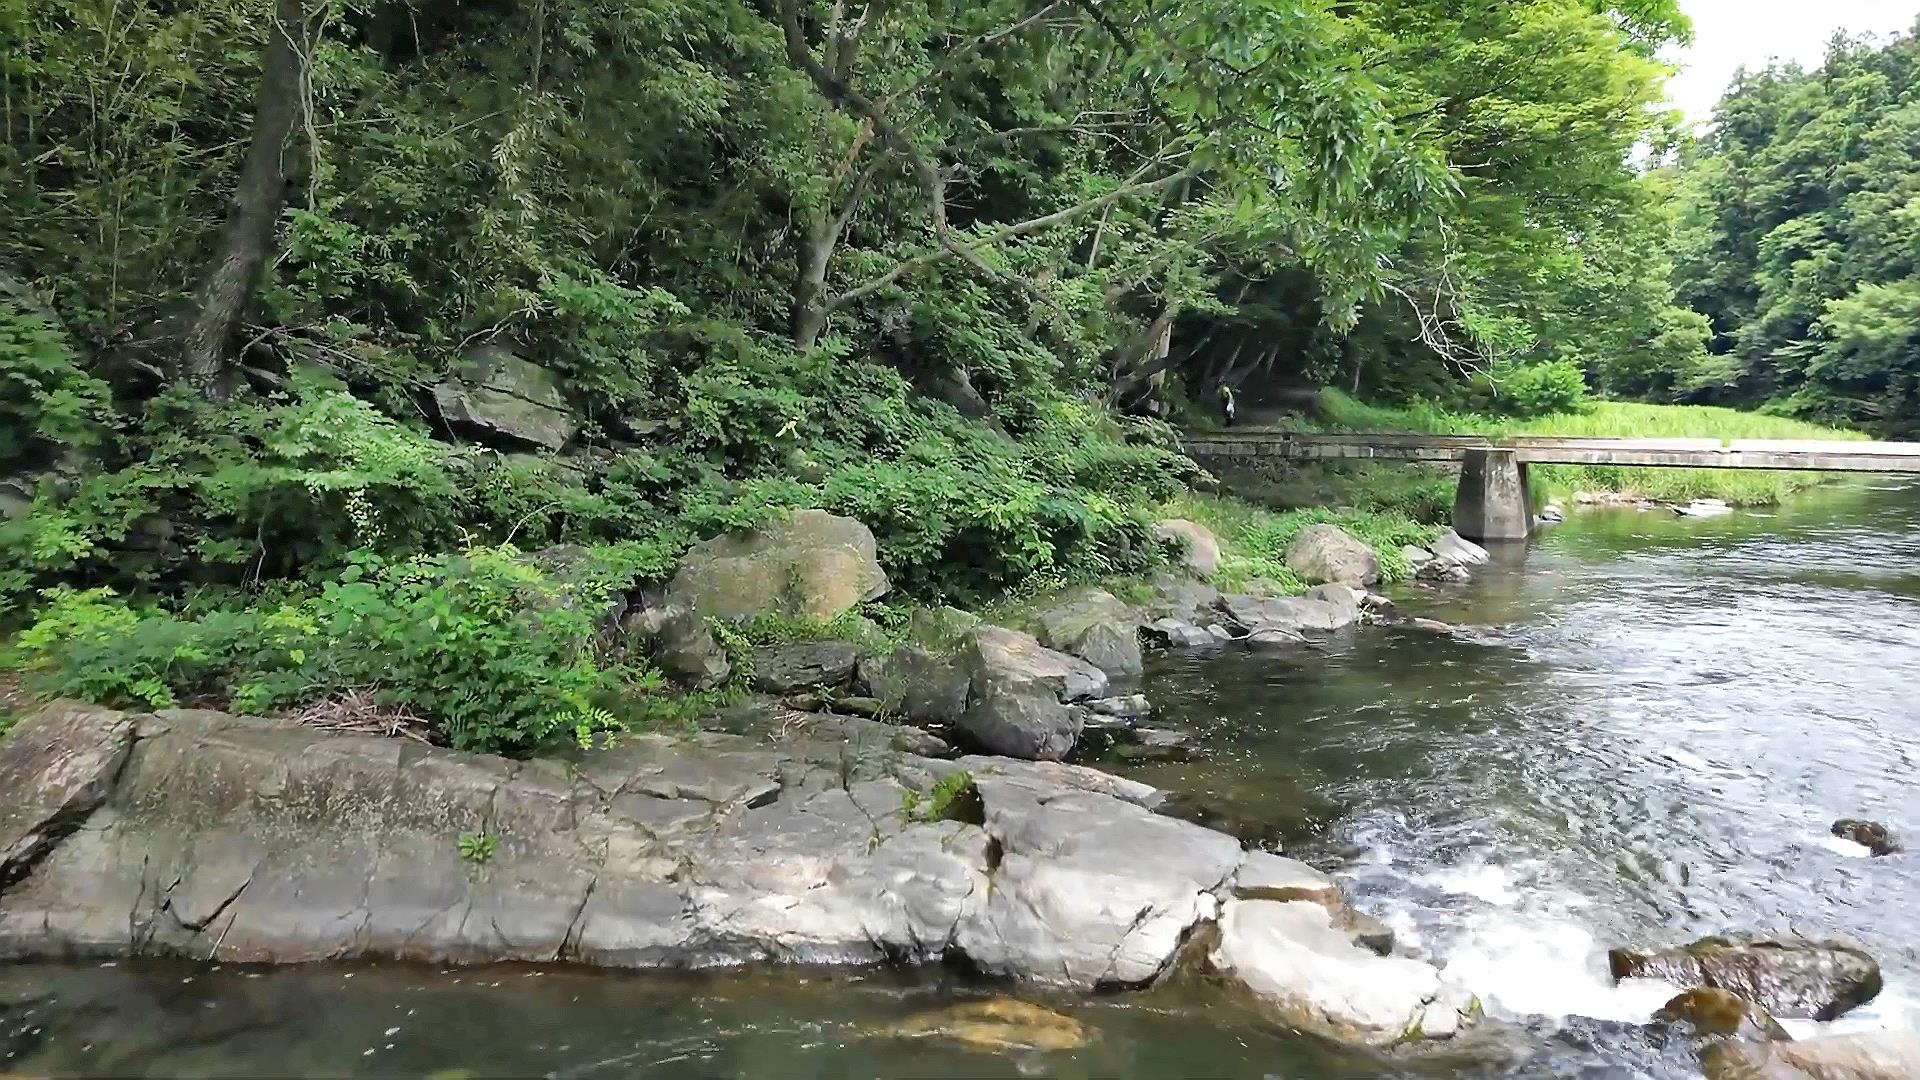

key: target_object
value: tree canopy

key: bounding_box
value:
[1667,21,1920,435]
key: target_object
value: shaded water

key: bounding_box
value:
[6,483,1920,1077]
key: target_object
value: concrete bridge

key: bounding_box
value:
[1180,430,1920,542]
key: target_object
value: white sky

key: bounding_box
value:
[1666,1,1918,123]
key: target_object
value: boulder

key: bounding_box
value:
[959,683,1081,762]
[1027,588,1143,679]
[1431,530,1489,566]
[1609,937,1882,1020]
[955,780,1243,987]
[1302,583,1365,618]
[1284,524,1381,588]
[1417,558,1472,584]
[859,646,970,726]
[963,625,1107,704]
[656,609,731,688]
[1211,899,1465,1046]
[1704,1033,1920,1080]
[0,701,135,889]
[429,344,579,451]
[1143,618,1215,649]
[751,641,860,694]
[1831,819,1903,857]
[0,704,1476,1050]
[1401,544,1434,566]
[887,998,1087,1052]
[1216,593,1359,636]
[1143,574,1223,623]
[668,510,890,622]
[1152,519,1222,578]
[1654,988,1791,1042]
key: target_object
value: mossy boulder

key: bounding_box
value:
[1152,519,1222,578]
[429,344,579,451]
[1284,524,1380,588]
[1610,936,1882,1021]
[667,510,890,622]
[1026,587,1143,678]
[1654,987,1791,1042]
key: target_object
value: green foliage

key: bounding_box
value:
[1468,360,1594,418]
[902,770,981,825]
[1671,29,1920,434]
[457,831,500,865]
[14,546,637,755]
[0,302,111,472]
[1165,493,1438,591]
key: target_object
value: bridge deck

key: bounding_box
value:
[1179,430,1920,473]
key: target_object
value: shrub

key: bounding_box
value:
[1471,359,1592,418]
[13,546,640,756]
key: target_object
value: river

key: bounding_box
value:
[6,482,1919,1077]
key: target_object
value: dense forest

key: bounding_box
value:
[1663,25,1920,436]
[2,0,1906,748]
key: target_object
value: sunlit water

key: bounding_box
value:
[6,483,1920,1077]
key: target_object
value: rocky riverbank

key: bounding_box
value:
[0,699,1475,1049]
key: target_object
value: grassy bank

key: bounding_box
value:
[1159,494,1439,592]
[1305,392,1866,507]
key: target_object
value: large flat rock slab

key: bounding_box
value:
[0,701,134,890]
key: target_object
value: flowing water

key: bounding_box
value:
[6,482,1920,1077]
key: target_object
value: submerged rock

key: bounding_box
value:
[1704,1032,1920,1080]
[1654,988,1791,1042]
[887,998,1087,1052]
[1430,530,1490,566]
[1831,819,1903,857]
[1284,524,1381,589]
[1152,519,1222,579]
[1114,727,1205,762]
[1609,937,1882,1020]
[667,509,890,622]
[1416,559,1471,584]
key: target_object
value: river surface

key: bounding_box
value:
[6,483,1920,1077]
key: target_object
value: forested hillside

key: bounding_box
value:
[1,0,1706,746]
[1667,23,1920,435]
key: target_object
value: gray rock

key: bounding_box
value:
[859,646,970,725]
[656,609,732,688]
[964,625,1108,703]
[1401,544,1434,566]
[751,641,860,694]
[1211,899,1459,1046]
[1115,727,1205,762]
[1285,524,1381,588]
[668,509,890,622]
[1609,936,1883,1020]
[1302,583,1364,618]
[1705,1033,1920,1080]
[960,681,1081,761]
[1417,558,1471,584]
[1143,618,1215,649]
[1245,627,1306,648]
[1027,587,1143,678]
[1232,852,1340,906]
[0,701,135,889]
[1152,519,1222,578]
[1431,530,1490,566]
[955,782,1242,988]
[1205,624,1236,641]
[1143,574,1223,623]
[0,704,1474,1049]
[1085,694,1152,720]
[1217,593,1358,636]
[429,344,579,451]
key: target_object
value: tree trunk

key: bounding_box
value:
[178,0,308,393]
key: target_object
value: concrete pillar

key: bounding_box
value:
[1452,449,1532,542]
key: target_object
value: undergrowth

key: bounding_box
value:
[1163,493,1439,592]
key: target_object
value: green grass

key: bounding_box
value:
[1160,492,1439,592]
[1303,391,1866,507]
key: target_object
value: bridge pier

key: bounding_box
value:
[1452,449,1532,542]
